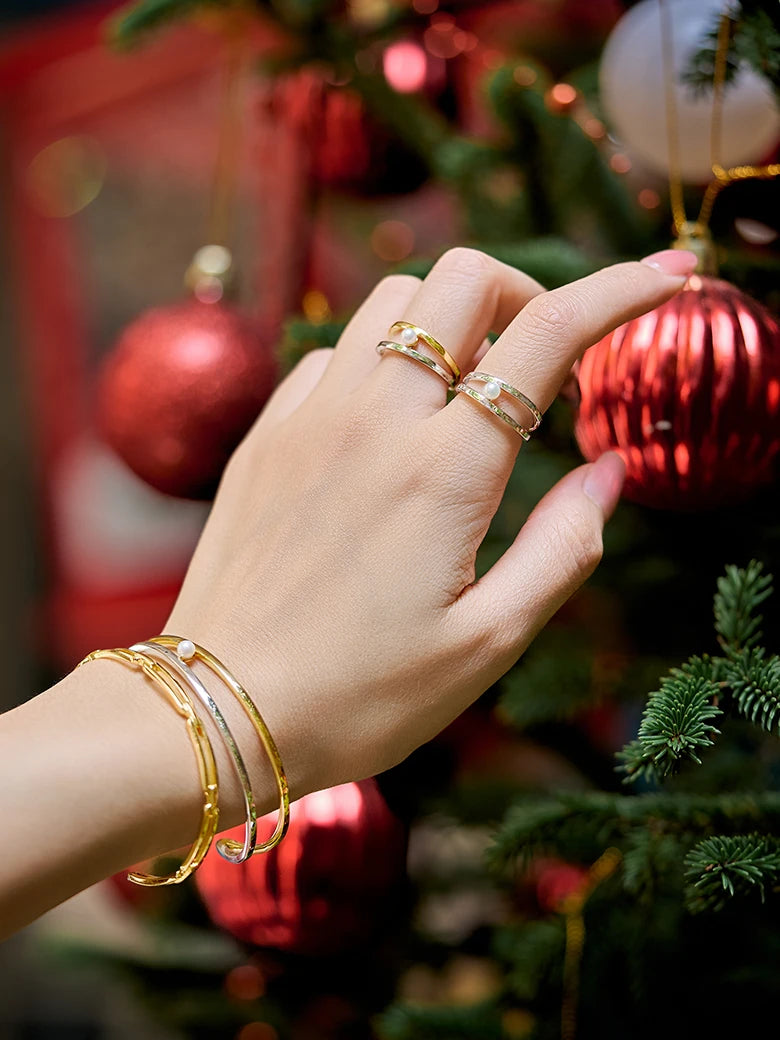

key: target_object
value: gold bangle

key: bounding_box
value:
[77,647,220,886]
[151,636,290,855]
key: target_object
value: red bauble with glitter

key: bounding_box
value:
[97,299,276,500]
[574,275,780,510]
[196,779,407,956]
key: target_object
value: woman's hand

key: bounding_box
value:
[0,247,696,937]
[167,247,696,800]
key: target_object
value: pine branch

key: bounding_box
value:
[497,636,595,730]
[634,672,723,776]
[723,649,780,735]
[378,1001,505,1040]
[493,921,563,1002]
[622,830,683,901]
[684,833,780,912]
[110,0,238,47]
[683,2,780,103]
[714,560,773,654]
[488,792,780,871]
[615,740,659,786]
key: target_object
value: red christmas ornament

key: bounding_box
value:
[196,779,407,956]
[533,858,590,914]
[97,298,276,500]
[265,68,433,197]
[574,275,780,509]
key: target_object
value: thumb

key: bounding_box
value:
[463,452,625,655]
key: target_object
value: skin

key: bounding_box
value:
[0,247,697,939]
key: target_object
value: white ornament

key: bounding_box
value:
[599,0,780,184]
[482,380,502,401]
[399,327,418,346]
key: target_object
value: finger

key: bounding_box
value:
[451,452,625,663]
[369,248,545,414]
[321,274,421,392]
[252,347,334,431]
[437,251,698,471]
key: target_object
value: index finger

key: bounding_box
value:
[431,252,698,473]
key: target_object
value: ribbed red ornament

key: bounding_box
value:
[574,275,780,509]
[97,299,277,500]
[195,779,407,955]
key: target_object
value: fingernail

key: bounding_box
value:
[640,249,698,277]
[583,451,626,519]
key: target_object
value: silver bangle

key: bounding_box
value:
[132,640,258,863]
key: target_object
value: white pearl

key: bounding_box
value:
[400,327,418,346]
[177,639,196,661]
[483,380,501,401]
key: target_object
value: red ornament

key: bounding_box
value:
[196,779,407,955]
[264,69,432,197]
[532,858,590,914]
[97,299,276,500]
[574,275,780,510]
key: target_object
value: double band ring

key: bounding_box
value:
[388,321,461,383]
[455,371,542,440]
[376,340,455,387]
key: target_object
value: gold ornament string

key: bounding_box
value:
[186,18,251,295]
[560,847,623,1040]
[659,0,780,242]
[208,31,249,248]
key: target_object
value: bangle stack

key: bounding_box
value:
[77,635,289,886]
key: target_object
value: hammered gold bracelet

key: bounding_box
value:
[77,646,220,886]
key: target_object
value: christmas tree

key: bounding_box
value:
[56,1,780,1037]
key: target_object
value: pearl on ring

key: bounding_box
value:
[399,327,418,346]
[482,380,502,401]
[176,639,196,661]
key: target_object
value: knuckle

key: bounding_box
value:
[301,345,334,370]
[548,509,603,580]
[433,246,494,286]
[522,290,581,340]
[298,346,334,371]
[375,273,421,298]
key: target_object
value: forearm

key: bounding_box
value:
[0,655,276,939]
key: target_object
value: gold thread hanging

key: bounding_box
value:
[208,33,248,249]
[659,0,780,252]
[559,847,623,1040]
[185,21,250,297]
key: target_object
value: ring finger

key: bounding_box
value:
[363,248,545,414]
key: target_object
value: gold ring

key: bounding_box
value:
[376,340,455,386]
[389,321,461,383]
[455,372,542,440]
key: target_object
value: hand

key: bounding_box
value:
[166,247,696,799]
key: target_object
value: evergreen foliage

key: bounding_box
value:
[684,833,780,911]
[714,559,773,653]
[72,2,780,1035]
[378,1001,506,1040]
[619,563,779,783]
[682,0,780,102]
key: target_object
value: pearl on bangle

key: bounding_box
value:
[176,639,196,662]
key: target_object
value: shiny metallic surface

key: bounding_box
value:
[133,640,258,864]
[575,276,780,510]
[98,299,277,500]
[195,778,407,956]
